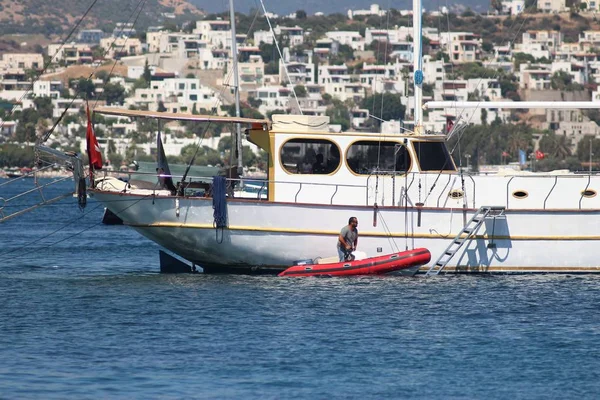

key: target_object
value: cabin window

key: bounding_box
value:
[346,141,410,175]
[280,138,341,174]
[412,141,456,171]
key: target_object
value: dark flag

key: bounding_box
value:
[156,131,176,192]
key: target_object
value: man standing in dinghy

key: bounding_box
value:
[338,217,358,261]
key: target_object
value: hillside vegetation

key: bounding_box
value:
[0,0,203,37]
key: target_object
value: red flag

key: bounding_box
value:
[535,150,545,160]
[446,117,454,133]
[86,104,103,182]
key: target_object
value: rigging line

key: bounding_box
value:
[376,209,400,253]
[444,0,458,122]
[375,0,392,176]
[179,121,213,187]
[254,0,303,115]
[93,0,148,108]
[437,0,445,106]
[210,6,262,114]
[0,202,104,260]
[422,3,536,204]
[447,0,537,131]
[0,0,101,134]
[1,192,157,263]
[178,9,264,186]
[43,0,149,143]
[179,9,263,187]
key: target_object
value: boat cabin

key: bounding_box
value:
[247,114,456,205]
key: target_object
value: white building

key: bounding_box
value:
[537,0,567,13]
[582,0,600,11]
[236,55,265,91]
[318,65,351,96]
[551,60,586,86]
[99,37,143,59]
[421,55,447,84]
[194,20,232,49]
[519,63,552,90]
[578,30,600,53]
[126,78,219,113]
[32,80,62,98]
[502,0,525,15]
[348,4,386,19]
[0,53,44,70]
[432,79,502,102]
[514,31,562,59]
[359,63,403,95]
[325,31,365,51]
[253,85,293,114]
[440,32,482,63]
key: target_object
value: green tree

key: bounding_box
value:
[103,82,125,105]
[14,108,40,142]
[296,10,307,19]
[576,135,600,162]
[539,131,572,160]
[33,96,53,119]
[491,0,503,12]
[293,84,307,98]
[247,97,262,108]
[76,78,95,99]
[361,93,406,126]
[0,144,35,167]
[326,99,351,131]
[95,70,109,83]
[143,59,152,84]
[513,52,535,69]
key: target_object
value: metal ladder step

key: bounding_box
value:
[425,205,505,276]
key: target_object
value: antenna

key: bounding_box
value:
[413,0,423,134]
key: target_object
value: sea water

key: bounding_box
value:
[1,178,600,399]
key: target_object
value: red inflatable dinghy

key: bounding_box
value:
[278,248,431,277]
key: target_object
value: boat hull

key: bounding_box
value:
[91,190,600,274]
[278,248,431,277]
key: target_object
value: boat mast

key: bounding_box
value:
[412,0,423,134]
[229,0,243,174]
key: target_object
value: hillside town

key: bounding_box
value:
[3,0,600,171]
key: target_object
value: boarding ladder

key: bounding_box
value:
[425,206,506,276]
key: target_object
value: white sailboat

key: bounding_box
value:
[88,0,600,274]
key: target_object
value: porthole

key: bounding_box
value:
[448,189,464,199]
[582,189,597,198]
[512,190,528,199]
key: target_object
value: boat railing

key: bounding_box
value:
[0,163,75,223]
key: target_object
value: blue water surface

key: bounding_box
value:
[1,178,600,399]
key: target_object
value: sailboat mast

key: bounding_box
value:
[229,0,243,174]
[412,0,423,134]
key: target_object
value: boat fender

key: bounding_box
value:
[416,202,424,227]
[373,203,378,227]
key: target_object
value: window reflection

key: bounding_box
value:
[346,141,410,175]
[280,139,341,174]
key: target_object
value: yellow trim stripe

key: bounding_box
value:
[128,222,600,241]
